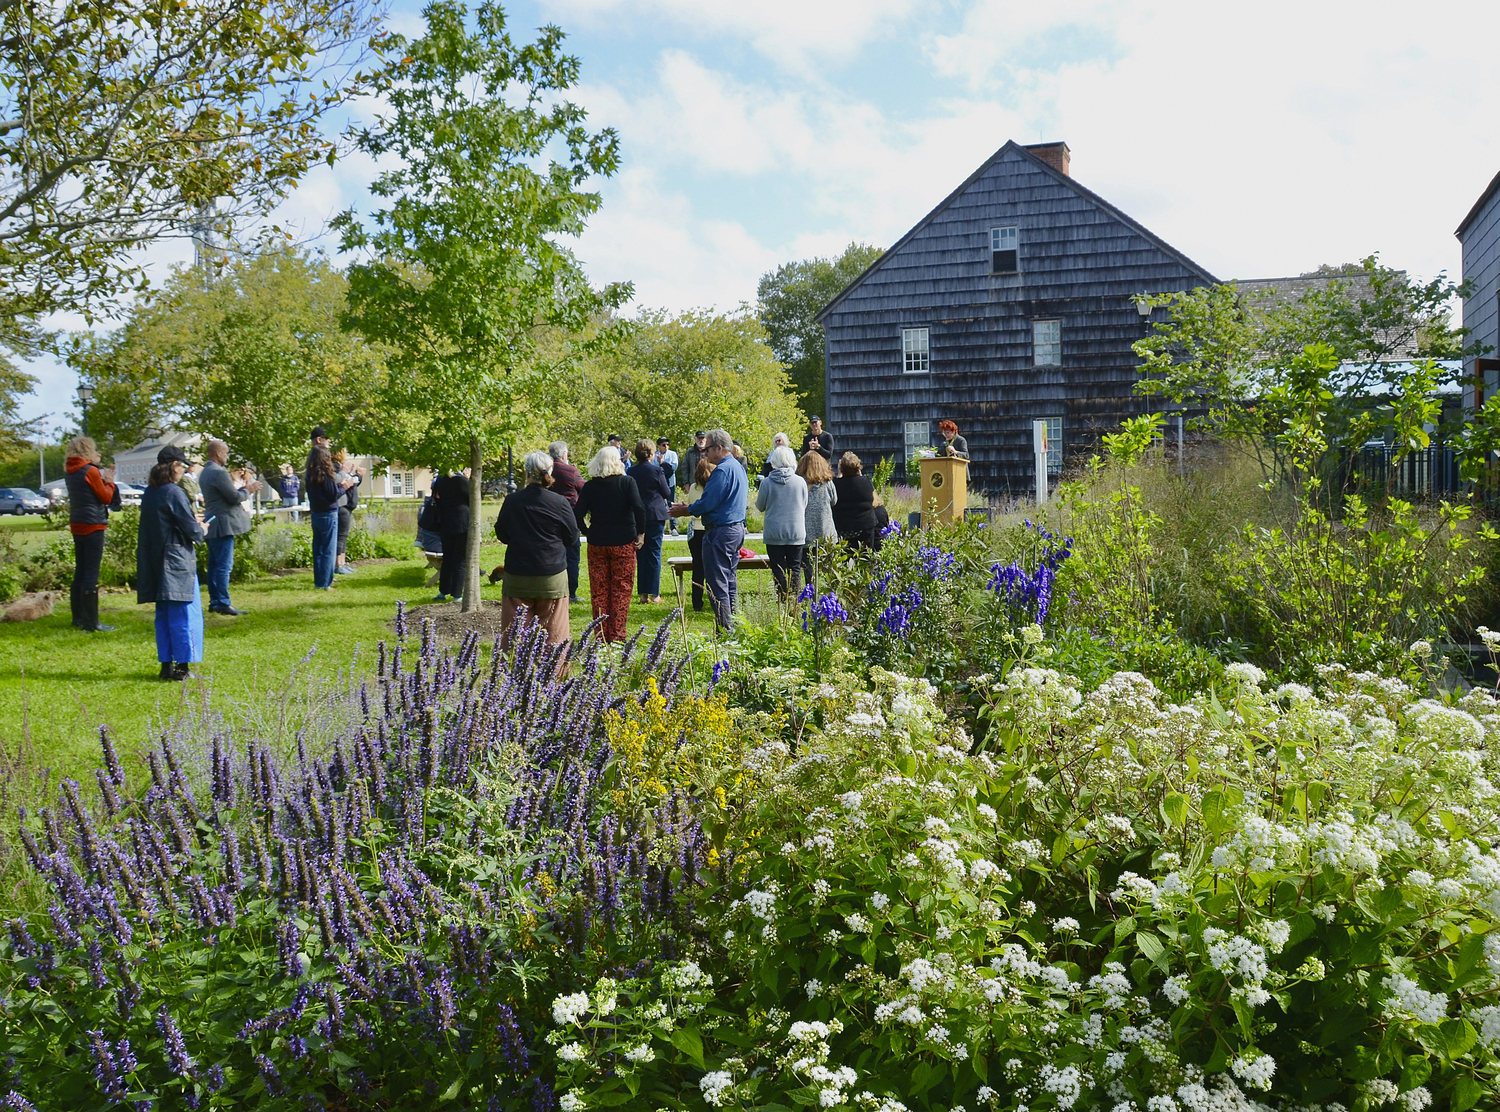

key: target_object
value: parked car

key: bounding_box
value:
[38,480,68,507]
[0,488,49,515]
[115,483,144,508]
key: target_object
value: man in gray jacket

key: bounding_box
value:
[201,439,262,615]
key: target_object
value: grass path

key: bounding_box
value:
[0,533,771,783]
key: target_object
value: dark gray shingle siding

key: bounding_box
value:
[823,144,1214,491]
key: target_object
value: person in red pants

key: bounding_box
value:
[574,447,645,642]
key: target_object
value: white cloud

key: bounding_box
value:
[541,0,927,67]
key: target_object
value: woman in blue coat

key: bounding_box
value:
[136,445,206,681]
[628,439,672,603]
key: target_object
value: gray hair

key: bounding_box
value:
[523,450,554,482]
[588,446,626,478]
[704,428,733,451]
[547,440,568,462]
[65,435,98,461]
[771,432,790,448]
[767,445,797,470]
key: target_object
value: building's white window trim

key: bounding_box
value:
[991,226,1018,274]
[904,420,930,467]
[902,326,930,374]
[1042,416,1063,473]
[1033,319,1061,366]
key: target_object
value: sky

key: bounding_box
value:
[18,0,1500,432]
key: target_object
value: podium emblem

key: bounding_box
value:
[930,471,944,488]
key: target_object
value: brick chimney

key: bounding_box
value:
[1024,141,1070,177]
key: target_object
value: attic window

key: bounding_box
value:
[991,226,1018,274]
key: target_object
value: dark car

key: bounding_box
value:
[0,488,49,515]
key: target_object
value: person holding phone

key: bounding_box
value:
[64,435,121,632]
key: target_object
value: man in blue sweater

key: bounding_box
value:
[669,428,746,629]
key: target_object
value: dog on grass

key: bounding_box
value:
[2,591,57,622]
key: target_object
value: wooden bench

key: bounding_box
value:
[666,553,771,613]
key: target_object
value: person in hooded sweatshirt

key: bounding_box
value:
[755,444,808,601]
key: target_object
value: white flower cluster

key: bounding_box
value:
[809,1065,859,1107]
[1228,1051,1275,1090]
[1382,972,1448,1026]
[699,1070,735,1105]
[1204,929,1270,1006]
[1038,1063,1083,1109]
[557,1042,586,1062]
[551,991,589,1026]
[660,959,713,995]
[623,1043,654,1063]
[558,1092,583,1112]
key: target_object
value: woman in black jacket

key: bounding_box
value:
[305,447,347,590]
[137,445,206,681]
[575,447,645,642]
[430,470,471,602]
[494,450,579,649]
[832,451,881,551]
[628,438,672,604]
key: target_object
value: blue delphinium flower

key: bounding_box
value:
[802,593,850,631]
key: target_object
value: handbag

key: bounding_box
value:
[417,496,440,533]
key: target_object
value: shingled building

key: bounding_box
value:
[815,141,1217,492]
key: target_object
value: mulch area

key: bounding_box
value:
[398,598,510,642]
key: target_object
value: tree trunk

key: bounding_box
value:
[462,435,484,613]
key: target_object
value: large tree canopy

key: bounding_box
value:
[757,242,882,418]
[0,0,381,321]
[68,248,389,476]
[553,307,805,460]
[335,0,629,610]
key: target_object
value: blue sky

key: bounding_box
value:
[20,0,1500,431]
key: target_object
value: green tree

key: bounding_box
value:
[757,242,882,416]
[334,0,629,612]
[1134,255,1477,489]
[554,307,805,460]
[68,248,389,477]
[0,0,381,321]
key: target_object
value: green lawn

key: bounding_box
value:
[0,533,774,783]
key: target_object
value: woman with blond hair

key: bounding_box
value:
[574,445,645,641]
[64,434,121,632]
[494,450,579,649]
[797,449,837,587]
[832,450,880,552]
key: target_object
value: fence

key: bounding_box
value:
[1343,445,1462,499]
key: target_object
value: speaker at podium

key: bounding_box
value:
[918,455,968,527]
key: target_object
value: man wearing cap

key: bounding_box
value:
[137,444,206,681]
[801,416,834,463]
[682,431,708,495]
[200,438,263,615]
[607,433,629,466]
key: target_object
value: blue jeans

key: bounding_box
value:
[636,519,665,598]
[311,510,338,589]
[701,522,745,629]
[281,495,300,523]
[205,535,235,610]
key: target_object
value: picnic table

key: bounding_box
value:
[666,553,771,613]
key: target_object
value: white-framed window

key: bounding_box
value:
[904,420,930,463]
[1043,417,1063,473]
[902,327,930,374]
[1034,319,1061,366]
[991,226,1018,273]
[388,470,415,497]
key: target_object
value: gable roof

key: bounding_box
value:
[1457,167,1500,240]
[814,140,1219,323]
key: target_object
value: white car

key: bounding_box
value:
[115,483,144,508]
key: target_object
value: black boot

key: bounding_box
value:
[172,662,197,682]
[159,662,174,681]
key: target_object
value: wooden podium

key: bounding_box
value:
[918,455,968,527]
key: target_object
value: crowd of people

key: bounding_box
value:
[64,414,967,679]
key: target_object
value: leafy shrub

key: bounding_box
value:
[19,536,73,592]
[101,507,139,587]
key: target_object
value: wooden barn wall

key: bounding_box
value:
[1461,188,1500,405]
[823,147,1212,493]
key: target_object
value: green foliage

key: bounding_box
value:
[757,242,883,416]
[69,249,390,471]
[554,308,805,458]
[335,0,629,607]
[0,0,380,319]
[1134,257,1477,488]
